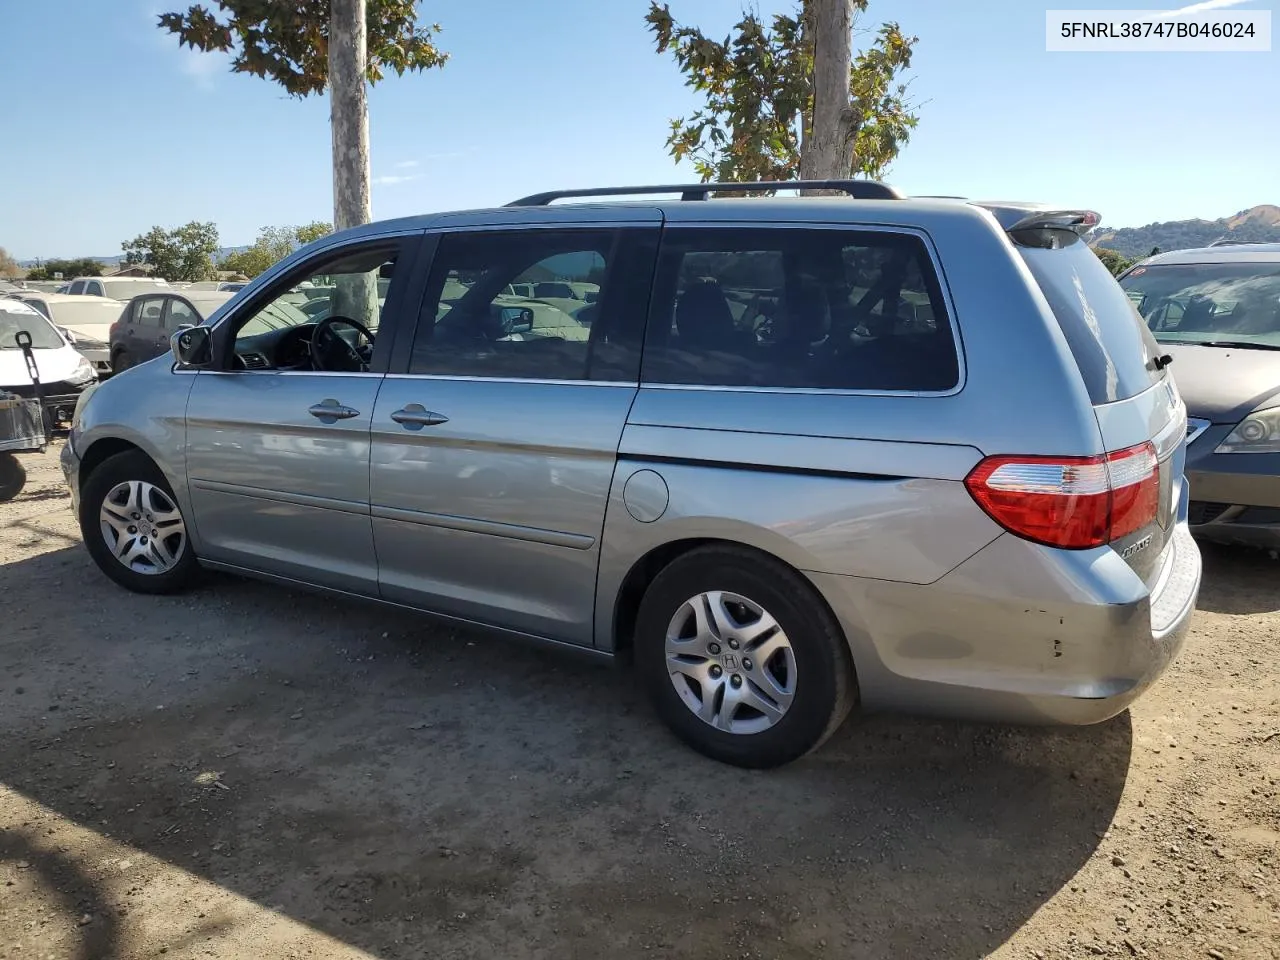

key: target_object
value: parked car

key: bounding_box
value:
[1118,243,1280,548]
[0,299,97,427]
[66,276,171,301]
[6,292,123,375]
[109,291,234,372]
[62,180,1200,768]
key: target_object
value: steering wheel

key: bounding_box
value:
[311,316,375,372]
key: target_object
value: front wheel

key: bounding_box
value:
[111,350,130,374]
[0,453,26,502]
[635,545,857,769]
[79,450,198,594]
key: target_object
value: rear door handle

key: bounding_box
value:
[390,403,449,429]
[308,398,361,423]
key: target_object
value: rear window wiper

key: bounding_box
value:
[1184,340,1280,351]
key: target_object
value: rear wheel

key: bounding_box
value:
[0,453,26,502]
[79,450,198,594]
[635,545,857,768]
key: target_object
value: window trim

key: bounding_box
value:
[203,232,428,375]
[639,222,966,398]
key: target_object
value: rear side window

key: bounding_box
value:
[642,228,958,392]
[1019,241,1163,404]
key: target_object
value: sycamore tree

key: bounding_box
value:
[645,0,916,185]
[122,223,220,281]
[159,1,446,230]
[219,221,333,278]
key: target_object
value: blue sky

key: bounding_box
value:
[1,0,1276,259]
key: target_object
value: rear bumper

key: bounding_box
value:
[809,522,1200,727]
[1185,424,1280,547]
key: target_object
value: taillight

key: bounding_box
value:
[964,442,1158,549]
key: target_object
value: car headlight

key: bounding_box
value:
[69,356,97,385]
[1215,404,1280,454]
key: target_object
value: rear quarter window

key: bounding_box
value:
[642,227,958,392]
[1019,241,1163,404]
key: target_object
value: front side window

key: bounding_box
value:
[1119,260,1280,349]
[136,297,166,327]
[167,299,196,329]
[68,280,85,295]
[228,244,400,372]
[410,230,613,380]
[642,228,958,392]
[85,281,104,297]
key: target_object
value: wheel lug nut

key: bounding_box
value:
[128,526,137,534]
[709,665,723,679]
[730,675,742,688]
[131,513,140,520]
[708,642,721,655]
[743,658,753,670]
[728,639,740,650]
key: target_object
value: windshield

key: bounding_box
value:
[1119,261,1280,347]
[48,300,123,327]
[101,280,170,300]
[0,304,65,350]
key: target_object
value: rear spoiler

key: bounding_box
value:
[1006,210,1100,235]
[975,204,1101,249]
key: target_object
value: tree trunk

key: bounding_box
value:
[330,0,371,230]
[799,0,854,183]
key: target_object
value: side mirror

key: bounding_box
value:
[59,326,77,344]
[504,307,535,335]
[171,325,212,367]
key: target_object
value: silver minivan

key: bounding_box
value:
[61,181,1201,768]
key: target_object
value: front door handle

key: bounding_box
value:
[308,398,361,423]
[390,403,449,429]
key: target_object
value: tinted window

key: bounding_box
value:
[1019,241,1163,403]
[235,246,398,342]
[1119,261,1280,348]
[136,297,166,327]
[167,299,197,329]
[68,280,85,295]
[642,228,958,391]
[410,230,614,380]
[85,281,103,297]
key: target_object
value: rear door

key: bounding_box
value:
[1017,239,1183,585]
[370,222,659,644]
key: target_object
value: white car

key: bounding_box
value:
[66,276,171,301]
[7,293,124,375]
[0,299,97,425]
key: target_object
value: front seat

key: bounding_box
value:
[675,279,740,350]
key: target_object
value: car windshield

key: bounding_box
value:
[0,304,65,350]
[101,280,169,300]
[1119,261,1280,348]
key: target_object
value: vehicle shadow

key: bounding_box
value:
[0,546,1131,960]
[0,826,121,959]
[1194,540,1280,615]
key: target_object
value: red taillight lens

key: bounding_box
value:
[964,442,1158,550]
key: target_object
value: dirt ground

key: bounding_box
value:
[0,444,1276,960]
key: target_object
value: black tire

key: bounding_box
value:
[111,350,130,374]
[0,453,26,502]
[635,545,857,769]
[79,450,199,594]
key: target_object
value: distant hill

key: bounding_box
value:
[1090,205,1280,258]
[17,245,251,269]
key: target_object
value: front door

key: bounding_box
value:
[371,224,658,644]
[184,236,420,594]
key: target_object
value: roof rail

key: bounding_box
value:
[1208,238,1267,247]
[506,180,905,206]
